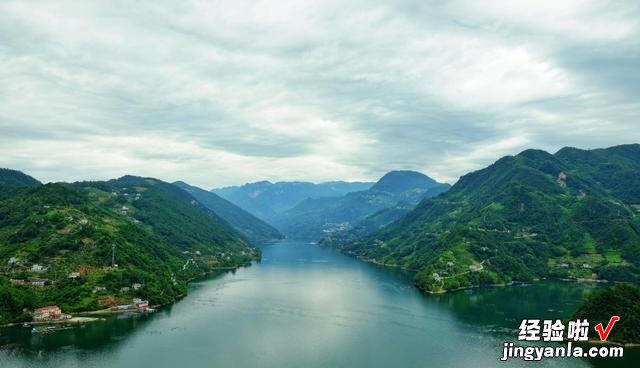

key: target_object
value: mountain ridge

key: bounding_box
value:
[324,144,640,293]
[174,181,283,243]
[0,170,258,324]
[272,170,450,240]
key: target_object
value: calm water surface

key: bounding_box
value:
[1,240,638,367]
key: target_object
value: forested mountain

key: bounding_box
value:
[273,171,450,240]
[326,145,640,293]
[0,168,41,188]
[212,180,374,221]
[174,181,282,243]
[572,283,640,344]
[0,172,258,324]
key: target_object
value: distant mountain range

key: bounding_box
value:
[212,180,374,220]
[0,171,264,324]
[324,144,640,293]
[270,171,451,240]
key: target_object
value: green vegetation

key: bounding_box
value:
[0,173,259,324]
[174,181,282,243]
[326,145,640,293]
[0,168,41,188]
[572,284,640,344]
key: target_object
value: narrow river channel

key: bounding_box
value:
[1,240,637,367]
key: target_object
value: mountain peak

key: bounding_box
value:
[0,168,41,187]
[370,170,437,194]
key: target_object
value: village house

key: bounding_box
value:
[8,257,21,266]
[68,272,81,279]
[10,279,26,286]
[133,298,149,311]
[30,279,47,287]
[132,283,143,290]
[120,286,130,293]
[111,304,133,311]
[92,286,106,293]
[32,306,70,321]
[31,264,48,273]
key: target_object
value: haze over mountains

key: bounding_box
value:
[212,180,374,220]
[271,171,451,239]
[214,171,450,240]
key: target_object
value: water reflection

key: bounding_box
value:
[0,241,637,368]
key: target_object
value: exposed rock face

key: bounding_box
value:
[557,171,567,187]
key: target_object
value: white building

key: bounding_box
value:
[31,264,47,273]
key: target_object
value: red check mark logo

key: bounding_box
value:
[594,316,620,341]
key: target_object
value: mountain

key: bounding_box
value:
[370,170,439,193]
[0,174,258,324]
[0,168,41,188]
[571,283,640,344]
[212,180,374,221]
[328,144,640,293]
[174,181,282,243]
[273,171,451,240]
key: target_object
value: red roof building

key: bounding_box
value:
[33,306,63,321]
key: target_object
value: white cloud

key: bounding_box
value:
[0,0,639,187]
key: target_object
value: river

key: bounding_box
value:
[1,240,638,367]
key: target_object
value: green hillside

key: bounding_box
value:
[0,168,41,188]
[174,181,282,243]
[0,174,259,324]
[571,283,640,344]
[328,145,640,293]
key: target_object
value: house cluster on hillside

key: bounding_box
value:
[32,306,71,322]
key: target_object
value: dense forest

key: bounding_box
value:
[572,284,640,344]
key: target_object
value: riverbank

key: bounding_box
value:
[0,257,259,327]
[353,254,620,295]
[2,316,104,327]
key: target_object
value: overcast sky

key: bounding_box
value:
[1,1,639,188]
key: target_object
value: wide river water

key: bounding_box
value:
[1,240,638,367]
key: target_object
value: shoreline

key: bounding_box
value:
[347,253,622,294]
[2,316,104,328]
[1,257,259,328]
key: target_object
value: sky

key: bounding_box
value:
[1,0,639,189]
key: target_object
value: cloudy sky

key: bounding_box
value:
[1,0,639,188]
